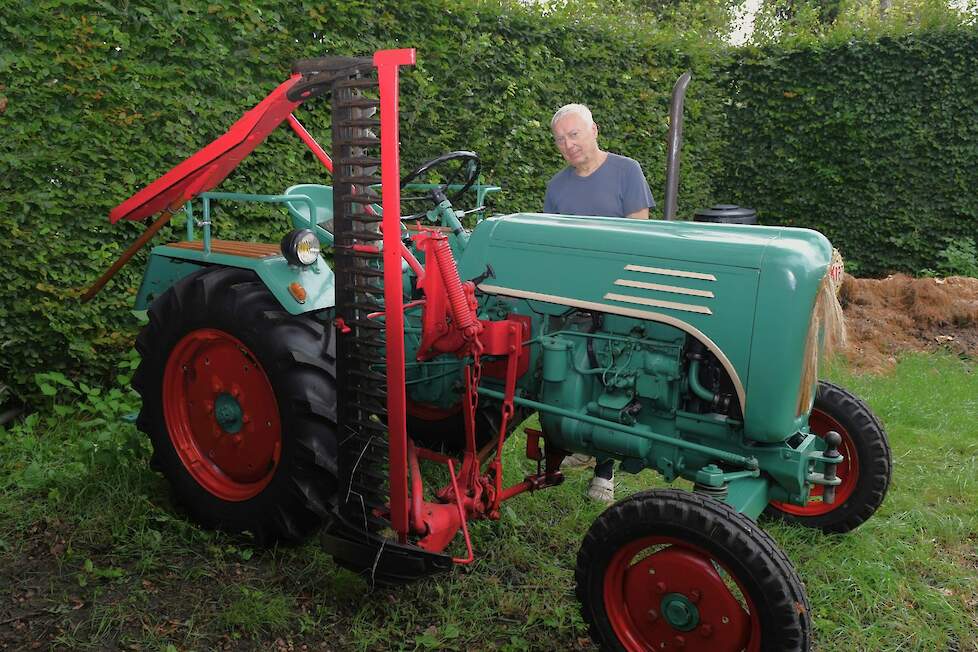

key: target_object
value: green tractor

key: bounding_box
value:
[88,49,891,651]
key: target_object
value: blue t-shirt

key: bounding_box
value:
[543,153,655,217]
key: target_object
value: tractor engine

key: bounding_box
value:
[536,312,739,474]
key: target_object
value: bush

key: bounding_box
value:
[0,0,729,402]
[717,28,978,277]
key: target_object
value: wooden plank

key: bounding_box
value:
[167,240,281,258]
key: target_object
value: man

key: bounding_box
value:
[544,103,655,503]
[544,103,654,220]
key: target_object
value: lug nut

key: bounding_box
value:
[700,624,713,638]
[689,589,701,604]
[648,609,658,622]
[655,581,667,593]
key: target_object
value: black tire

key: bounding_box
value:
[132,267,338,543]
[765,380,891,534]
[577,489,811,652]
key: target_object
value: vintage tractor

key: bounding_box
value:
[87,49,892,651]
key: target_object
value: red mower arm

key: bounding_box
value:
[110,75,304,224]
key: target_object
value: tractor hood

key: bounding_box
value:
[460,213,834,441]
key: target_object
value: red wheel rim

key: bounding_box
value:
[770,408,859,516]
[603,536,760,652]
[163,328,281,501]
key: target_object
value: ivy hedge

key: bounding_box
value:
[0,1,975,402]
[718,29,978,277]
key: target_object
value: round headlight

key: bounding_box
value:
[281,229,320,266]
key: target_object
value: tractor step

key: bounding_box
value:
[322,513,452,585]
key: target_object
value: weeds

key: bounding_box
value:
[921,236,978,278]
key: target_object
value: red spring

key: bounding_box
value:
[430,237,479,338]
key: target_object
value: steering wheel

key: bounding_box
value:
[400,151,481,207]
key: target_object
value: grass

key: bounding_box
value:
[1,352,976,651]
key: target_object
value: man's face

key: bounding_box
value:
[552,113,599,168]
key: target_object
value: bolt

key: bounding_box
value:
[700,624,713,638]
[231,434,242,446]
[689,589,701,604]
[647,609,658,622]
[721,616,729,624]
[674,635,685,648]
[266,420,272,427]
[655,581,667,594]
[648,567,656,575]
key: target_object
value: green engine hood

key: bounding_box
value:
[460,213,833,441]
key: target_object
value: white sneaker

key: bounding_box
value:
[587,476,615,504]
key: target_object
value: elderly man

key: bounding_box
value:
[544,103,654,220]
[544,103,656,503]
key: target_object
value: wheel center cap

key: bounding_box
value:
[661,593,700,631]
[214,393,243,434]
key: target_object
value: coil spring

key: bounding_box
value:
[430,236,479,338]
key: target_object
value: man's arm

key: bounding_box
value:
[621,157,655,219]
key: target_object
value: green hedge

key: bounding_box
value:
[0,0,728,403]
[717,29,978,277]
[2,2,976,403]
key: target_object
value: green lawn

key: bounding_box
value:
[1,353,976,651]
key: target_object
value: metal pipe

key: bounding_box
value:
[662,72,691,221]
[477,387,756,468]
[687,359,718,403]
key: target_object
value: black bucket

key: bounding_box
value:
[693,204,757,225]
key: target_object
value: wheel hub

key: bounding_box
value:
[163,328,282,501]
[214,393,244,434]
[661,593,699,631]
[604,539,753,651]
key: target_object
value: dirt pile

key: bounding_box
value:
[838,274,978,372]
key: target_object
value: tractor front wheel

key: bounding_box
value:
[576,489,811,652]
[133,267,338,542]
[766,380,892,534]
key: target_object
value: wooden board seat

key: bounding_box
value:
[167,239,281,259]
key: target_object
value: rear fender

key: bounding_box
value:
[135,245,335,314]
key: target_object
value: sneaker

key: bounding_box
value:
[587,475,615,504]
[561,453,595,469]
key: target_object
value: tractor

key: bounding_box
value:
[86,49,892,651]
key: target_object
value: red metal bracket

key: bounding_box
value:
[373,47,416,540]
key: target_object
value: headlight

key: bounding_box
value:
[280,229,320,266]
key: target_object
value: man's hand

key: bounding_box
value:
[626,208,650,220]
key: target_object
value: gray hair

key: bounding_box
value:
[551,103,594,130]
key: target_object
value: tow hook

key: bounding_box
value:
[821,431,843,504]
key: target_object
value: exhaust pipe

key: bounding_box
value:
[662,71,691,221]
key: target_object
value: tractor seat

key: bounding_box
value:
[284,184,334,244]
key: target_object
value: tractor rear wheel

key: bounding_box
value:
[577,489,811,652]
[406,402,522,454]
[133,267,338,542]
[766,380,891,534]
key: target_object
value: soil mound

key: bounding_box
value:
[838,274,978,372]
